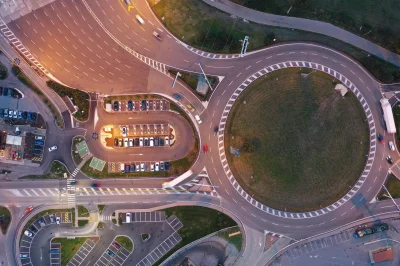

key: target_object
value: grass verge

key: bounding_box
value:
[216,226,242,252]
[11,65,63,127]
[0,206,11,234]
[225,68,369,212]
[115,235,133,252]
[78,220,88,227]
[150,0,400,83]
[97,222,104,229]
[47,80,89,121]
[72,136,84,165]
[98,205,105,214]
[231,0,400,55]
[378,174,400,200]
[77,206,89,217]
[21,161,69,179]
[52,237,87,266]
[153,206,237,266]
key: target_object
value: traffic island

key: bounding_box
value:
[224,68,369,212]
[141,233,151,242]
[377,174,400,200]
[0,206,11,234]
[115,235,134,252]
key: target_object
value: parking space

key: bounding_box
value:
[122,211,166,223]
[167,215,183,231]
[66,237,99,266]
[50,243,61,266]
[111,99,169,112]
[137,232,182,266]
[108,161,170,173]
[94,240,130,266]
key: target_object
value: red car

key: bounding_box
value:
[112,242,121,249]
[24,206,33,214]
[203,144,209,153]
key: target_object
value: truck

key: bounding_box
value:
[353,227,377,238]
[380,98,396,134]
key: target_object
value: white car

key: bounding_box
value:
[24,230,32,237]
[56,217,60,225]
[129,138,134,147]
[165,136,169,146]
[35,135,44,140]
[150,137,154,147]
[140,163,145,172]
[136,164,140,172]
[48,145,57,152]
[139,137,143,147]
[124,138,128,147]
[121,127,127,137]
[195,115,202,124]
[389,141,395,151]
[155,162,159,171]
[150,164,154,172]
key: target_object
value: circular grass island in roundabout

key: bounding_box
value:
[224,68,370,212]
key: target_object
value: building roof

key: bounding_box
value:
[6,135,22,146]
[372,248,393,263]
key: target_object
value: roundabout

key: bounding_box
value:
[224,68,370,212]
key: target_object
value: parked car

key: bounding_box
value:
[129,138,134,147]
[119,138,123,147]
[160,138,164,146]
[48,145,57,152]
[165,162,170,171]
[125,164,130,172]
[12,110,17,118]
[160,161,164,171]
[113,242,121,249]
[107,250,115,257]
[150,137,154,147]
[24,230,33,237]
[35,135,45,140]
[7,88,11,97]
[389,141,395,151]
[141,100,146,110]
[20,254,29,258]
[122,127,127,137]
[150,164,154,171]
[49,214,55,223]
[172,93,182,101]
[124,138,128,147]
[130,164,136,172]
[35,141,44,145]
[165,136,169,146]
[144,137,149,146]
[22,111,27,119]
[27,112,32,121]
[113,101,119,111]
[2,87,8,96]
[135,138,139,146]
[114,138,118,146]
[139,137,143,147]
[154,137,159,146]
[8,110,13,118]
[127,100,133,111]
[38,217,46,227]
[3,109,8,118]
[140,163,145,172]
[31,112,37,120]
[56,216,60,225]
[18,111,22,119]
[136,163,140,172]
[155,162,159,171]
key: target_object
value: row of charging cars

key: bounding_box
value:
[114,136,170,147]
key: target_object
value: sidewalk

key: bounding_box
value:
[202,0,400,67]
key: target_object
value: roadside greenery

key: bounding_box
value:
[0,206,11,234]
[22,161,68,179]
[11,65,64,127]
[78,220,88,227]
[72,136,84,165]
[77,206,89,217]
[47,81,89,121]
[0,61,8,80]
[115,236,133,252]
[52,237,88,266]
[150,0,400,83]
[378,174,400,200]
[98,205,105,214]
[154,206,237,266]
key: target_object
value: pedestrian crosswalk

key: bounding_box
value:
[66,179,76,206]
[71,168,80,178]
[101,215,113,221]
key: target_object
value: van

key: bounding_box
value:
[126,213,131,223]
[135,15,145,25]
[120,163,125,173]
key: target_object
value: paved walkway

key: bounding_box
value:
[203,0,400,67]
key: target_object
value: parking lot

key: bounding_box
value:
[94,240,131,266]
[112,99,169,112]
[108,161,170,173]
[24,132,46,163]
[66,237,99,266]
[50,242,61,266]
[19,212,72,265]
[113,124,170,138]
[122,211,166,223]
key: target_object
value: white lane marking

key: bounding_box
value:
[245,65,251,70]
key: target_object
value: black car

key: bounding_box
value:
[154,137,159,146]
[144,138,149,146]
[164,162,170,171]
[375,223,389,231]
[386,156,393,165]
[34,150,43,155]
[160,162,164,171]
[130,164,136,172]
[159,138,164,146]
[34,145,44,150]
[22,111,28,119]
[0,87,3,95]
[114,138,118,146]
[377,133,384,143]
[113,101,119,111]
[29,225,37,233]
[135,138,139,146]
[2,87,8,96]
[27,112,32,121]
[127,100,133,111]
[31,112,37,121]
[141,100,146,111]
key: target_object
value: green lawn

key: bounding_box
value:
[115,235,133,252]
[378,175,400,200]
[150,0,400,83]
[11,65,63,127]
[0,206,11,234]
[154,206,237,266]
[225,68,369,212]
[22,161,68,179]
[72,136,84,165]
[52,237,87,266]
[98,205,105,214]
[77,206,89,217]
[78,220,88,227]
[216,226,242,252]
[47,80,89,121]
[231,0,400,55]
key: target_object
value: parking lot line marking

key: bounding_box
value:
[46,188,56,196]
[23,189,31,196]
[38,189,47,196]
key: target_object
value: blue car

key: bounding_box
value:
[107,250,115,257]
[34,141,44,145]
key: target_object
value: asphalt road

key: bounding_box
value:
[1,0,400,266]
